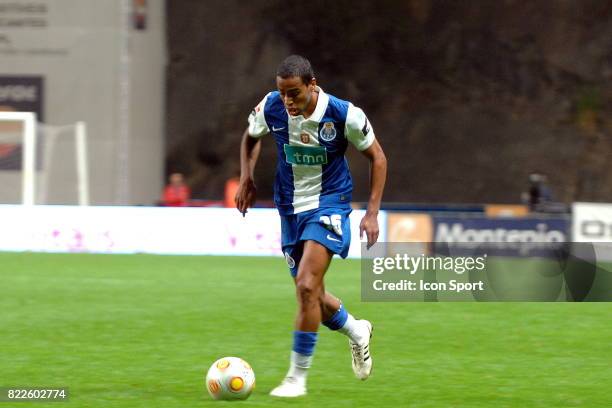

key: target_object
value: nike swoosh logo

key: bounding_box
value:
[326,234,341,242]
[272,126,285,131]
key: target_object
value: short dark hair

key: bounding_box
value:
[276,55,315,85]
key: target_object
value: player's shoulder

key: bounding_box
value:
[322,91,352,120]
[259,91,284,113]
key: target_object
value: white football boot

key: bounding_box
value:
[350,320,373,380]
[269,377,307,398]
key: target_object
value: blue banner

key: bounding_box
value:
[432,216,570,258]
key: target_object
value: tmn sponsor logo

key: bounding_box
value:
[284,144,328,166]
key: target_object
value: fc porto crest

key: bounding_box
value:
[284,252,296,268]
[319,122,337,141]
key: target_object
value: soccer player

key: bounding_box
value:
[235,55,387,397]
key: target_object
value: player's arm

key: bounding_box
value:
[359,139,387,248]
[345,104,387,248]
[235,95,270,216]
[235,129,262,215]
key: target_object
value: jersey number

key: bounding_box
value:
[319,214,342,236]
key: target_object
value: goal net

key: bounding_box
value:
[0,111,89,205]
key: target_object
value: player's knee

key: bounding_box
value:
[296,279,321,308]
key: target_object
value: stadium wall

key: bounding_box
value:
[0,204,587,259]
[0,0,165,205]
[0,205,384,258]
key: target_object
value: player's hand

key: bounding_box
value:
[360,211,379,249]
[235,178,257,217]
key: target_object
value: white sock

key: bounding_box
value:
[338,313,367,344]
[286,351,311,386]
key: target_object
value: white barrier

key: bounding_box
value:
[573,202,612,242]
[573,202,612,261]
[0,205,384,258]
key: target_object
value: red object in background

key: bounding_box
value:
[0,143,17,157]
[133,0,147,30]
[224,177,240,208]
[162,185,191,207]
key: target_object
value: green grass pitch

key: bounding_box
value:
[1,252,611,407]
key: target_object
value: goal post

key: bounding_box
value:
[0,111,89,205]
[75,121,90,206]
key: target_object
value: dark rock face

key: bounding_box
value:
[166,0,612,204]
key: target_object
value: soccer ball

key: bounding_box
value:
[205,357,255,400]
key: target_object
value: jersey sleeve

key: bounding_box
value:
[345,103,375,151]
[247,93,270,138]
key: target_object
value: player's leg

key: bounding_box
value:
[288,205,374,382]
[294,240,332,330]
[270,240,332,397]
[320,291,373,380]
[290,265,363,338]
[286,259,374,381]
[314,208,374,380]
[320,291,341,319]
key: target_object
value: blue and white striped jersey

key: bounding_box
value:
[248,88,375,216]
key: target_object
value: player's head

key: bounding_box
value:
[276,55,317,116]
[277,55,314,85]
